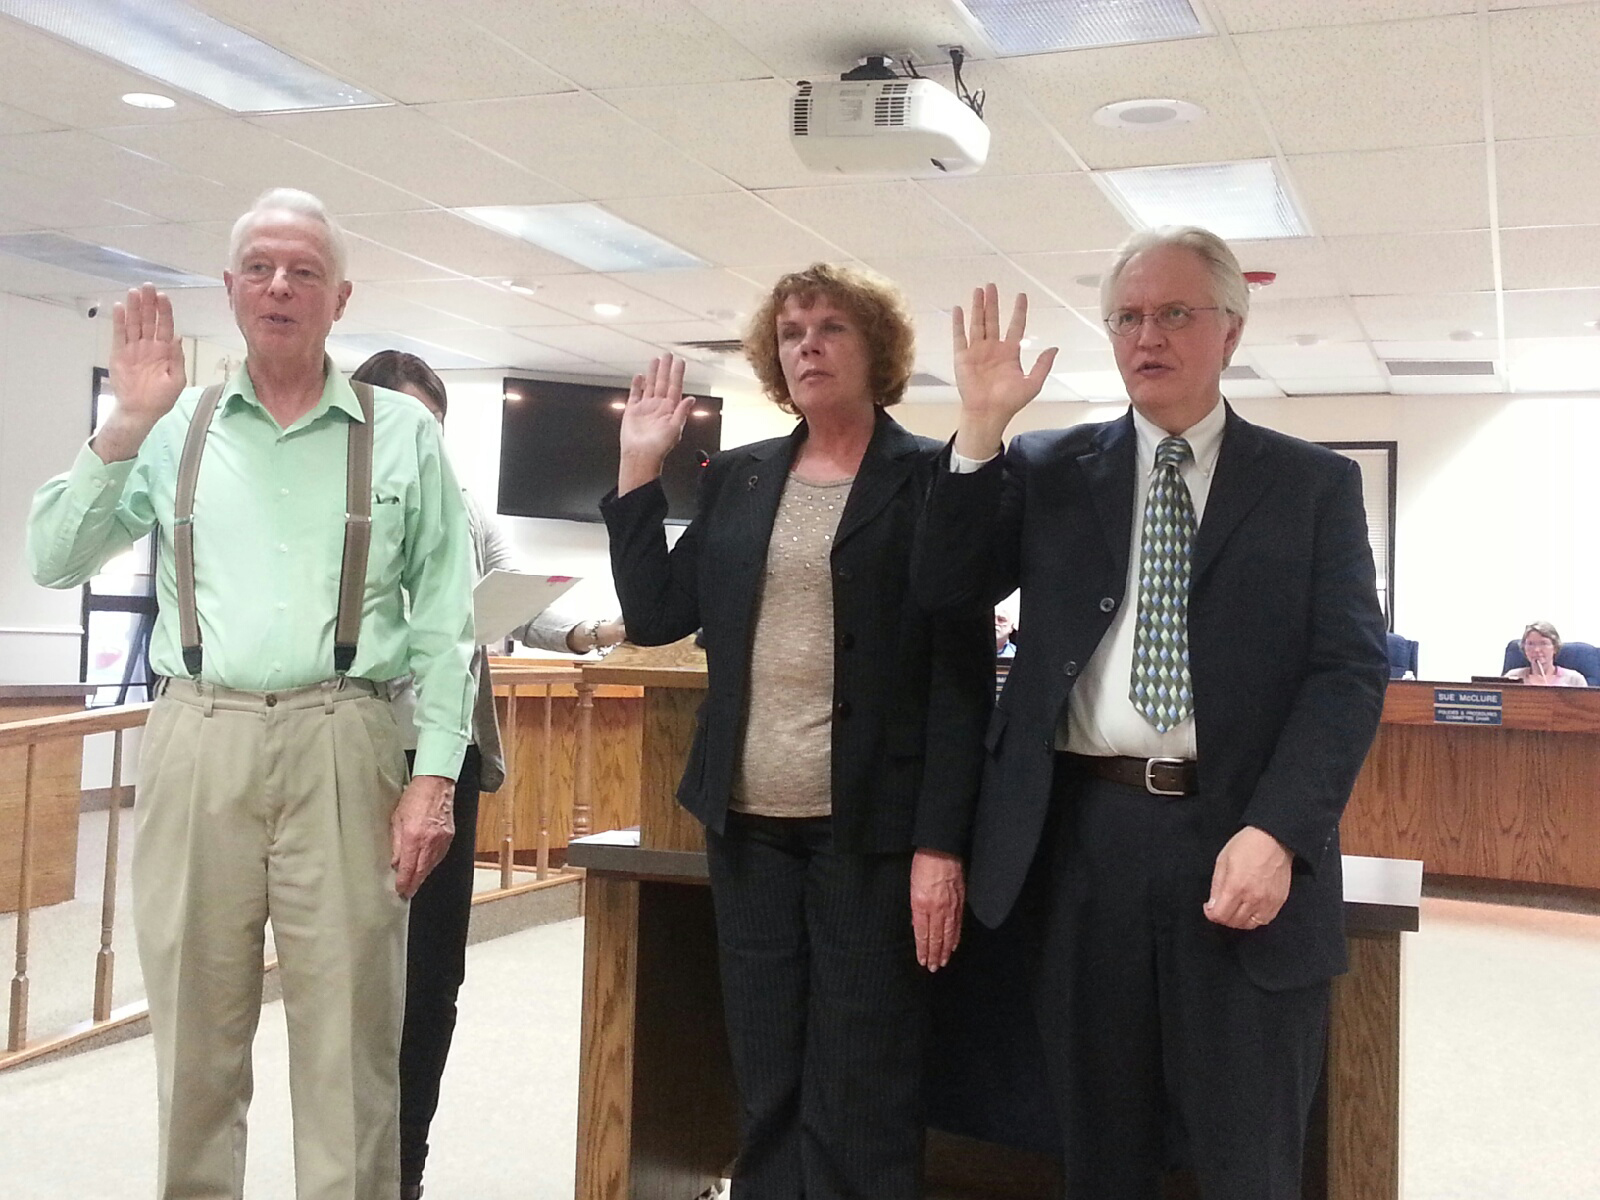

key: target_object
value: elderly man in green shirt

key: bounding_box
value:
[27,188,474,1200]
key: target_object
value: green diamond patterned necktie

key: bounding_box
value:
[1131,436,1196,731]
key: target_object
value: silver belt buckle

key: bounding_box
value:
[1143,756,1188,796]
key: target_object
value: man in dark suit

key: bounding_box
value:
[914,227,1389,1199]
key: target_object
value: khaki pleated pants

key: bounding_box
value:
[133,677,410,1200]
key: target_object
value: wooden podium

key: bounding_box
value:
[1344,681,1600,889]
[569,646,1420,1200]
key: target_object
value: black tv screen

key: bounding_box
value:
[497,377,722,524]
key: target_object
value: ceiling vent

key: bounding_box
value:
[874,81,911,127]
[675,339,746,357]
[792,82,812,137]
[908,372,948,387]
[1383,359,1496,377]
[1221,364,1260,380]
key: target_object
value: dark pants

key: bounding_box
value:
[1030,762,1329,1200]
[704,812,925,1200]
[398,745,483,1189]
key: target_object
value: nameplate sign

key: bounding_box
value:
[1434,687,1503,725]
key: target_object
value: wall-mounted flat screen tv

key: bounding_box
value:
[497,377,723,524]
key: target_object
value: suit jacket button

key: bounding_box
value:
[1099,596,1116,613]
[838,632,855,650]
[834,700,852,719]
[1063,661,1079,676]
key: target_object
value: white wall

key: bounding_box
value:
[887,394,1600,683]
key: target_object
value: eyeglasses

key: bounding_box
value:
[1104,304,1221,337]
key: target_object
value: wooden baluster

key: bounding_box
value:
[501,684,518,890]
[573,680,595,846]
[93,730,124,1023]
[8,745,38,1052]
[536,683,553,881]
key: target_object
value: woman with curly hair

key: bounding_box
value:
[602,264,992,1198]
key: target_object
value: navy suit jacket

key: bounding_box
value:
[914,405,1388,990]
[603,409,992,857]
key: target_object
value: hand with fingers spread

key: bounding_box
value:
[951,284,1059,460]
[97,283,188,464]
[617,353,694,496]
[910,848,966,972]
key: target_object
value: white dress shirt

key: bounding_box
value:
[952,399,1228,759]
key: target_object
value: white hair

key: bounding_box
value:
[1100,225,1249,324]
[228,187,348,281]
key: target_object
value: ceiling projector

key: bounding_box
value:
[790,74,990,177]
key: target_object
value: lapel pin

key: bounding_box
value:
[747,475,759,490]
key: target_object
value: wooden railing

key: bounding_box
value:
[0,673,594,1069]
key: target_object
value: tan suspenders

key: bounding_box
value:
[172,381,377,678]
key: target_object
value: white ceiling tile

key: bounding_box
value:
[1385,373,1504,394]
[1504,336,1600,392]
[1231,239,1345,301]
[422,93,736,200]
[193,0,572,104]
[1501,289,1600,339]
[1017,307,1115,355]
[1234,16,1482,153]
[1249,342,1383,378]
[1500,226,1600,291]
[468,0,772,88]
[0,103,61,136]
[0,256,132,297]
[104,123,422,216]
[1327,231,1495,294]
[1489,6,1600,139]
[502,274,700,324]
[1005,39,1275,171]
[167,287,245,340]
[860,254,1038,313]
[1288,145,1489,236]
[252,107,580,210]
[684,0,980,78]
[1008,250,1118,306]
[0,130,253,223]
[759,183,990,259]
[612,319,743,345]
[341,211,585,279]
[373,279,585,328]
[1495,137,1600,228]
[1240,297,1366,344]
[0,168,156,228]
[340,232,462,283]
[60,223,229,278]
[606,268,771,325]
[1212,0,1475,34]
[0,20,222,129]
[1351,292,1499,341]
[514,324,665,368]
[602,192,846,269]
[601,79,850,192]
[1222,378,1288,399]
[1273,377,1390,395]
[1372,339,1502,360]
[413,327,600,371]
[1051,369,1129,402]
[336,287,479,335]
[918,174,1131,254]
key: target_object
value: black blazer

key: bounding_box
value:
[914,406,1388,990]
[602,410,992,856]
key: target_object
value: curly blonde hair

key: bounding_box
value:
[742,263,916,414]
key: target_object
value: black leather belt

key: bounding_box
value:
[1064,753,1199,797]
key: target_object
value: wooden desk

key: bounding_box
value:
[0,684,96,914]
[1344,680,1600,889]
[569,835,1419,1200]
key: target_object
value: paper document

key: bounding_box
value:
[473,570,579,643]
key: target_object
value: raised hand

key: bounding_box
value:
[97,284,187,463]
[951,284,1058,460]
[617,354,693,496]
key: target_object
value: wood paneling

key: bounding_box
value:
[575,875,639,1200]
[637,688,705,853]
[1344,681,1600,888]
[1327,931,1401,1200]
[0,697,95,914]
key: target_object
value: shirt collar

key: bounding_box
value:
[219,355,366,427]
[1131,395,1227,477]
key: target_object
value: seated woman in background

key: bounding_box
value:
[350,350,624,1200]
[1506,621,1587,687]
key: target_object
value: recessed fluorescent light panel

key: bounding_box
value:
[959,0,1204,56]
[1098,159,1308,241]
[0,0,385,113]
[327,333,490,371]
[455,204,706,273]
[0,232,215,287]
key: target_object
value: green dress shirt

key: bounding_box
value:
[27,362,476,778]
